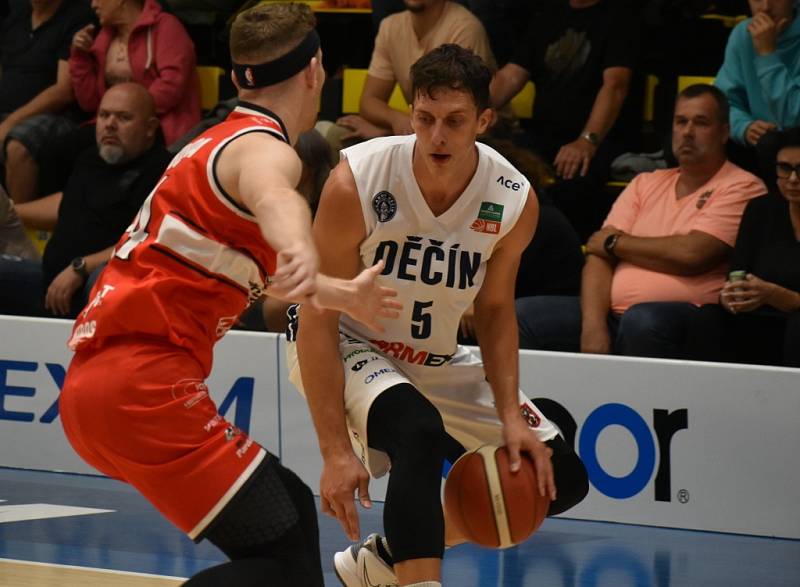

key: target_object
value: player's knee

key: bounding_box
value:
[370,384,448,463]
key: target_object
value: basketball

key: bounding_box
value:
[444,445,550,549]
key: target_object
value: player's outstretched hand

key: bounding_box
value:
[320,451,372,541]
[341,261,403,332]
[503,416,556,501]
[269,242,319,303]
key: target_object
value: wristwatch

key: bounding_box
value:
[71,257,89,279]
[581,131,600,146]
[603,233,620,257]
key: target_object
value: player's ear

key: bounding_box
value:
[476,107,493,134]
[231,70,241,91]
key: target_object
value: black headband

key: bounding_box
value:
[232,30,320,89]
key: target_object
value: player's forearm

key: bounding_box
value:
[296,311,353,458]
[253,187,314,253]
[475,303,521,423]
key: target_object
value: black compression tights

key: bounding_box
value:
[367,385,590,564]
[367,383,465,563]
[182,455,323,587]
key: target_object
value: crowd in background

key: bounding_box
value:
[0,0,797,367]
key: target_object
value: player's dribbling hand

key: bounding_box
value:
[343,261,403,332]
[502,415,557,501]
[320,451,371,541]
[269,242,319,303]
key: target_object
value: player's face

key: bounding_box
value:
[776,146,800,205]
[671,94,729,167]
[410,88,492,174]
[748,0,794,22]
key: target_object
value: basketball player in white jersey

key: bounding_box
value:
[287,45,588,587]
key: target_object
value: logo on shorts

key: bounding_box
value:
[520,404,541,428]
[372,191,397,222]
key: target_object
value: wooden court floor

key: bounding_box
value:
[1,467,799,586]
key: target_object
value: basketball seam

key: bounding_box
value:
[477,445,512,548]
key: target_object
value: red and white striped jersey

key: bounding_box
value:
[68,102,287,374]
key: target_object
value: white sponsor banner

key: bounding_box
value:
[1,316,798,538]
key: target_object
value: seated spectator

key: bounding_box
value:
[3,0,199,203]
[490,0,640,241]
[686,126,800,367]
[715,0,800,177]
[515,84,766,358]
[0,83,170,318]
[0,0,93,201]
[371,0,536,65]
[335,0,496,143]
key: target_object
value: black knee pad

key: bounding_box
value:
[202,454,323,586]
[367,383,450,460]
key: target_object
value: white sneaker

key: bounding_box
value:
[333,533,399,587]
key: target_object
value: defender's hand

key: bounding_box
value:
[341,261,402,332]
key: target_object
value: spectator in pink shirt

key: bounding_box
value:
[516,84,767,358]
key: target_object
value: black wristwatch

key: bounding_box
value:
[71,256,89,279]
[603,233,620,257]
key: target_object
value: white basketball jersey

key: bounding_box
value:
[339,135,530,370]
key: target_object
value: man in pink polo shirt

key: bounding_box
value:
[516,84,766,358]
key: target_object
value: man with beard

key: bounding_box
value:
[515,85,767,359]
[0,82,169,317]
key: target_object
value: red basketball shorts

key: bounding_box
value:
[59,338,266,539]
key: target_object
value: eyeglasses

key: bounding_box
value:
[775,162,800,179]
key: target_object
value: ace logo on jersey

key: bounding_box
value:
[470,202,504,234]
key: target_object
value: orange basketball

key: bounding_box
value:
[444,445,550,549]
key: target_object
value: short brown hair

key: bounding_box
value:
[230,3,316,64]
[410,44,492,112]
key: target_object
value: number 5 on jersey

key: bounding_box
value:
[411,300,433,339]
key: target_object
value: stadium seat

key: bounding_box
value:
[25,228,50,256]
[196,65,225,111]
[677,75,716,94]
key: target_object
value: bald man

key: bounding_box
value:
[0,82,171,318]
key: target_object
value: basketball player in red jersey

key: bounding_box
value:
[58,5,400,586]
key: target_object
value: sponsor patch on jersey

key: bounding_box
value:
[520,403,541,428]
[372,191,397,222]
[471,202,503,233]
